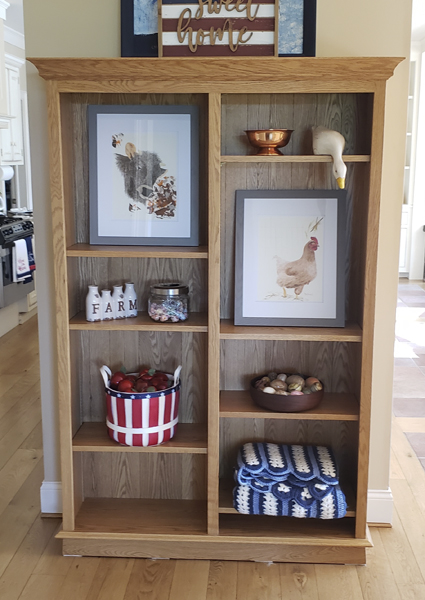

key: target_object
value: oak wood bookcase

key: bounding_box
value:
[30,57,401,564]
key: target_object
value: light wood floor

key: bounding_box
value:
[1,316,425,600]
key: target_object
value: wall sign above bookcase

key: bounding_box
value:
[121,0,316,57]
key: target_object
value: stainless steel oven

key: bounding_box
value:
[0,216,35,309]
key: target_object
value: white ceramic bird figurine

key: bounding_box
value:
[312,126,347,189]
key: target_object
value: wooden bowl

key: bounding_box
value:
[249,375,324,413]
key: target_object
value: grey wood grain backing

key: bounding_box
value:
[221,93,371,156]
[220,340,357,394]
[219,420,358,490]
[65,92,208,245]
[82,453,205,499]
[73,330,206,424]
[74,256,207,313]
[219,161,369,324]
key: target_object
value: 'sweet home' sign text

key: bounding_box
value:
[159,0,276,56]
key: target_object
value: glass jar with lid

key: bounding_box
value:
[148,283,189,322]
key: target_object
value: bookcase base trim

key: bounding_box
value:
[61,536,369,564]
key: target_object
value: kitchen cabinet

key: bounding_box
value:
[0,63,23,164]
[29,56,401,564]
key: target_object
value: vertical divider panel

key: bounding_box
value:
[355,81,387,539]
[207,92,222,535]
[46,81,77,530]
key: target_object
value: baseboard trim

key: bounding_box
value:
[367,488,393,525]
[40,481,62,514]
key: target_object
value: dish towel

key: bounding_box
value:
[233,443,347,519]
[12,236,35,283]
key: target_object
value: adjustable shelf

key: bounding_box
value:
[69,311,208,332]
[220,320,363,342]
[219,391,360,421]
[221,155,371,164]
[73,422,208,454]
[66,244,208,258]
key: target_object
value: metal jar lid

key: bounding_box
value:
[150,283,189,296]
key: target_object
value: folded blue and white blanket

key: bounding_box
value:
[237,443,339,486]
[233,443,346,518]
[233,483,347,519]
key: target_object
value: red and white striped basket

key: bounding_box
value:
[100,365,181,447]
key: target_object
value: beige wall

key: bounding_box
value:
[23,0,412,508]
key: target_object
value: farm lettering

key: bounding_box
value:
[176,0,260,53]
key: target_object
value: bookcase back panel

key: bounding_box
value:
[69,256,207,315]
[220,340,361,395]
[71,330,207,424]
[82,452,206,500]
[60,93,208,247]
[221,93,372,156]
[220,162,369,324]
[219,419,358,490]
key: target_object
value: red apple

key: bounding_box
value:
[118,379,134,392]
[135,379,148,392]
[110,371,126,388]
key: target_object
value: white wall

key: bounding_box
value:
[23,0,412,520]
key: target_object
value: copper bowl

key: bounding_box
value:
[249,375,324,413]
[245,129,293,156]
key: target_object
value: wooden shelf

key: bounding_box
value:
[73,422,207,454]
[218,480,356,518]
[66,244,208,258]
[72,498,207,535]
[220,320,362,342]
[221,155,371,164]
[220,391,359,421]
[218,514,366,543]
[69,311,208,332]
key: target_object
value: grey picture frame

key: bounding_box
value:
[89,105,199,246]
[234,189,346,327]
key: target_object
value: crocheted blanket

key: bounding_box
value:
[233,443,346,518]
[237,443,339,485]
[233,483,347,519]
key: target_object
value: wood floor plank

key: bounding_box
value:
[356,528,402,600]
[0,461,44,578]
[169,560,210,600]
[314,565,363,600]
[389,479,425,582]
[20,421,43,451]
[32,525,73,578]
[390,449,405,480]
[0,515,59,600]
[279,564,319,599]
[391,419,425,516]
[395,584,425,600]
[57,557,102,600]
[236,562,282,600]
[0,448,42,517]
[0,398,41,471]
[17,574,69,600]
[0,382,40,442]
[206,561,238,600]
[0,363,40,420]
[124,559,176,600]
[379,506,424,586]
[85,558,135,600]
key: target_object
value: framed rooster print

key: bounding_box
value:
[234,190,346,327]
[88,105,199,246]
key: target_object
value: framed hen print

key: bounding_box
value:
[234,190,346,327]
[88,105,199,246]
